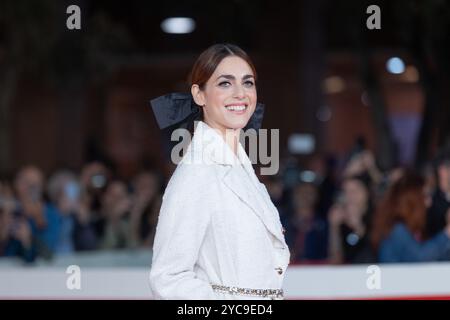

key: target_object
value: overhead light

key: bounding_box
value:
[386,57,405,74]
[161,17,195,34]
[323,76,345,94]
[288,134,315,155]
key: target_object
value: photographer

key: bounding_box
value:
[0,181,36,263]
[328,174,377,264]
[289,181,328,263]
[426,146,450,238]
[46,170,97,254]
[98,180,133,250]
[372,171,450,262]
[129,170,163,248]
[13,166,58,259]
[79,161,111,245]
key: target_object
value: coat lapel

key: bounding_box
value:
[189,121,286,246]
[222,165,286,245]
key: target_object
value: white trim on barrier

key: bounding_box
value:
[1,263,450,299]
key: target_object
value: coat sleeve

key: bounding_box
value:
[149,166,216,299]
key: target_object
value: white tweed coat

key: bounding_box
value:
[149,121,290,299]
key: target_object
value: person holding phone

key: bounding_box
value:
[372,171,450,262]
[327,174,377,264]
[0,181,36,263]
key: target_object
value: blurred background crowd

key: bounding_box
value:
[0,162,163,263]
[2,140,450,265]
[2,0,450,266]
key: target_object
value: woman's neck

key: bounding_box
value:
[223,129,241,155]
[204,120,241,155]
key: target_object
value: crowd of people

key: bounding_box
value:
[1,142,450,265]
[269,143,450,265]
[0,162,163,263]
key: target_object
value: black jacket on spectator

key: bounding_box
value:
[426,189,450,239]
[340,224,377,264]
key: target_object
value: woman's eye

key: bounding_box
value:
[218,81,231,87]
[244,80,255,87]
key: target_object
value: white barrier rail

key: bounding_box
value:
[2,261,450,299]
[284,262,450,299]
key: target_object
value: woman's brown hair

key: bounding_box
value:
[371,171,427,250]
[188,43,257,89]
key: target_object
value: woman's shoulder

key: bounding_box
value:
[387,222,413,240]
[391,222,409,232]
[164,162,217,195]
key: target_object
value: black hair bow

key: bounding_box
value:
[150,92,265,131]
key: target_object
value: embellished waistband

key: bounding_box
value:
[211,284,284,299]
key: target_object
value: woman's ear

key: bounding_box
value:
[191,84,205,107]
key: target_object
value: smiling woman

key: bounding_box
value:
[149,44,290,300]
[189,44,258,154]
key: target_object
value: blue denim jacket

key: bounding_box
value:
[379,223,450,263]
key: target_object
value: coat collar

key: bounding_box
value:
[180,121,286,246]
[180,120,252,167]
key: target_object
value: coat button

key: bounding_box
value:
[275,267,283,275]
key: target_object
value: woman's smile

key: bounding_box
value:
[224,102,248,115]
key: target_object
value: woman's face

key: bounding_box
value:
[293,183,318,210]
[192,56,257,133]
[102,181,131,218]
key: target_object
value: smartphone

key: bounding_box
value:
[90,174,106,189]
